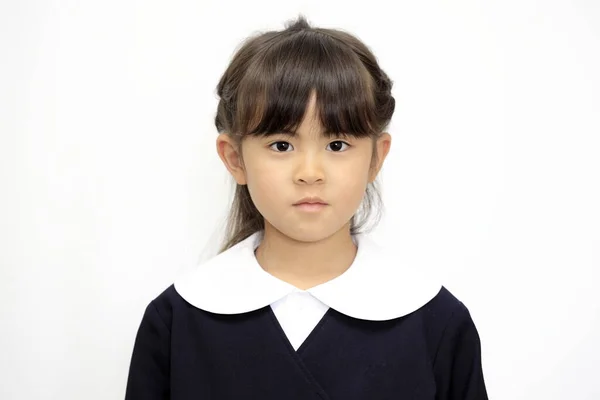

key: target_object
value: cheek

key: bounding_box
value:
[337,170,370,206]
[247,160,283,190]
[335,154,372,189]
[244,157,288,212]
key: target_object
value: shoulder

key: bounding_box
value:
[415,286,482,357]
[421,288,489,397]
[140,284,190,328]
[151,283,181,306]
[422,286,472,326]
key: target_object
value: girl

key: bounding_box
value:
[125,16,488,400]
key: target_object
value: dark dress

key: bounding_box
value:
[125,284,488,399]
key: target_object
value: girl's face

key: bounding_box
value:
[218,92,391,243]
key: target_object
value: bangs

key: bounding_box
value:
[232,30,379,139]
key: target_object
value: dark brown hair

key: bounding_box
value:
[214,15,396,253]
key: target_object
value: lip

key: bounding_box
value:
[293,196,328,212]
[294,202,328,212]
[293,196,328,206]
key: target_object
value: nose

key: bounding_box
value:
[294,152,325,185]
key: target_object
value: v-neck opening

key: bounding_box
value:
[267,304,333,354]
[265,305,334,399]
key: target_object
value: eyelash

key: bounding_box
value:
[268,140,351,153]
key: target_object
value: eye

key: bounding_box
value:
[327,140,350,152]
[269,141,294,152]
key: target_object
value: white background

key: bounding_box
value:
[1,1,599,399]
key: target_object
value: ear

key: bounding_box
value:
[216,133,247,185]
[369,132,392,183]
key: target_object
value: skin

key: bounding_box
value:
[217,91,391,290]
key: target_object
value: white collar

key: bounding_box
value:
[174,231,441,321]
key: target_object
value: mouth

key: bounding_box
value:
[293,203,328,212]
[293,196,328,206]
[293,196,328,212]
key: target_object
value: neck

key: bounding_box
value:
[254,221,358,289]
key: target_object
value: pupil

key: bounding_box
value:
[331,141,342,151]
[277,142,289,151]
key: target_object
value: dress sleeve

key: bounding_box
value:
[125,301,171,400]
[433,303,489,400]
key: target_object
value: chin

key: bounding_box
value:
[287,231,329,244]
[271,222,348,244]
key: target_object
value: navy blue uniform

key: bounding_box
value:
[125,284,487,399]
